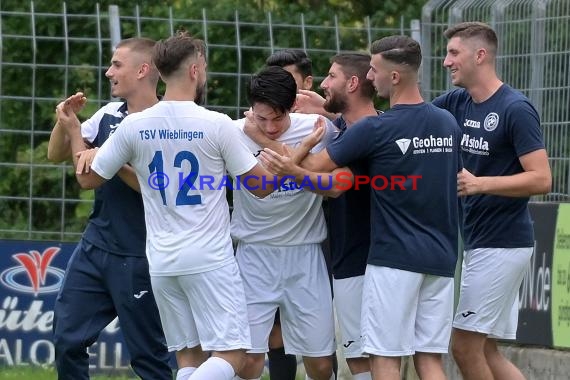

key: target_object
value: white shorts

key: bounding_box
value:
[333,275,367,359]
[236,242,335,357]
[361,265,454,357]
[453,247,533,339]
[151,261,251,352]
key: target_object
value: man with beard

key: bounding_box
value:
[60,31,280,380]
[319,53,377,380]
[47,37,172,380]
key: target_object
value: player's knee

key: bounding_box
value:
[304,356,333,379]
[238,353,265,378]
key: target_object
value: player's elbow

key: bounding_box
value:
[76,174,100,190]
[537,174,552,195]
[47,148,65,163]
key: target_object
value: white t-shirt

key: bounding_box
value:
[230,113,335,246]
[92,101,257,276]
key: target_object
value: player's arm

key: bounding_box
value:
[75,149,107,189]
[235,163,280,199]
[74,147,141,192]
[47,92,87,162]
[458,149,551,197]
[260,144,344,197]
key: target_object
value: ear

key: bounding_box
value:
[476,48,487,65]
[138,63,150,79]
[347,75,359,93]
[391,71,400,85]
[303,75,313,90]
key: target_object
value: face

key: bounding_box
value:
[282,64,312,91]
[105,47,144,99]
[320,62,349,114]
[366,54,392,99]
[252,102,290,140]
[194,53,208,105]
[443,36,477,88]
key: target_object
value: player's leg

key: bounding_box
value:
[185,261,253,380]
[53,241,117,380]
[268,310,297,380]
[235,242,283,378]
[361,265,422,380]
[150,275,205,380]
[484,337,525,380]
[110,255,172,379]
[451,248,532,380]
[280,244,335,380]
[412,275,454,380]
[333,275,370,378]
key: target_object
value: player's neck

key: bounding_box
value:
[467,75,503,103]
[126,91,159,113]
[162,85,197,102]
[343,101,377,127]
[389,85,423,108]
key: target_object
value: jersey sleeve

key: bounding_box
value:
[80,103,116,143]
[505,100,545,157]
[217,116,258,177]
[326,117,377,167]
[91,118,134,180]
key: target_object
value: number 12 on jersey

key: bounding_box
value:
[148,150,202,206]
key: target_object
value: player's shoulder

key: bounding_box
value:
[91,101,126,118]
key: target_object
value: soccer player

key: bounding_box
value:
[47,37,172,380]
[246,53,377,379]
[433,22,551,380]
[261,35,462,380]
[231,65,336,380]
[57,31,278,380]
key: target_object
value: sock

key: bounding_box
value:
[305,374,335,380]
[190,356,235,380]
[268,347,297,380]
[353,372,372,380]
[176,366,196,380]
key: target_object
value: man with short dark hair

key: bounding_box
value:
[434,21,551,380]
[232,66,336,380]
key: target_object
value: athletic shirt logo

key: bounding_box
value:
[483,112,499,132]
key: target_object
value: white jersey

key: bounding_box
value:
[230,113,334,246]
[92,101,257,276]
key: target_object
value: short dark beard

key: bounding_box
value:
[195,83,206,105]
[323,93,348,114]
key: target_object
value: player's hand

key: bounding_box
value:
[75,147,99,175]
[299,117,326,150]
[260,145,301,177]
[243,109,271,147]
[293,90,326,114]
[57,92,87,115]
[457,168,481,196]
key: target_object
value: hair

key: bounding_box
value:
[115,37,159,83]
[247,66,297,114]
[370,35,422,71]
[443,22,498,56]
[152,30,206,79]
[330,53,375,99]
[265,49,313,78]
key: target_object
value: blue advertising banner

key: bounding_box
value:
[0,240,131,371]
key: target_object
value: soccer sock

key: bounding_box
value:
[305,374,335,380]
[175,366,196,380]
[267,347,297,380]
[353,372,372,380]
[190,356,235,380]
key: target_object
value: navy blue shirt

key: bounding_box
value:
[327,103,461,277]
[433,85,545,249]
[328,116,370,279]
[83,102,146,257]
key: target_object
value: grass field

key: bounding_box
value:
[0,366,279,380]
